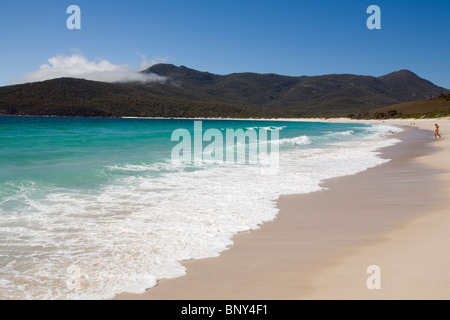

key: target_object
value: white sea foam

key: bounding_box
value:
[244,126,287,131]
[0,123,403,300]
[279,135,312,146]
[326,130,354,136]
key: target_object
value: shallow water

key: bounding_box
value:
[0,116,402,299]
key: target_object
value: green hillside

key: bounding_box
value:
[0,65,448,118]
[370,93,450,119]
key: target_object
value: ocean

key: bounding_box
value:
[0,116,402,299]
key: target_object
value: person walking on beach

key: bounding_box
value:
[435,123,441,140]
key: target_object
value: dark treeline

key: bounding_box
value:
[0,65,448,119]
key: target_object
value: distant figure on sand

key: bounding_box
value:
[435,123,441,140]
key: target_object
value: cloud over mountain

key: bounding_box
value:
[14,54,166,84]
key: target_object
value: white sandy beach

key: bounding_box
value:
[304,118,450,299]
[115,117,450,300]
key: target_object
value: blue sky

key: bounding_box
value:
[0,0,449,87]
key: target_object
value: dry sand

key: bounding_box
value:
[114,118,450,300]
[304,118,450,299]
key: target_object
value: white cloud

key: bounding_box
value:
[136,52,170,70]
[136,51,152,70]
[14,54,166,84]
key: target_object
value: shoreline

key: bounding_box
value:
[2,113,449,122]
[114,118,450,300]
[303,119,450,299]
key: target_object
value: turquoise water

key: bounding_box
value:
[0,116,401,299]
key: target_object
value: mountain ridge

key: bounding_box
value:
[0,64,448,118]
[142,64,448,117]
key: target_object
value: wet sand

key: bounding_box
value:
[114,118,450,300]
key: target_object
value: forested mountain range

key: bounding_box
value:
[0,64,448,118]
